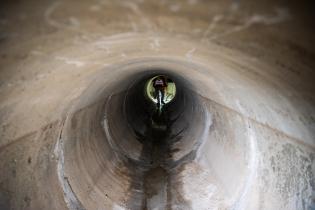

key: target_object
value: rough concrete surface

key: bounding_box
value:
[0,0,314,209]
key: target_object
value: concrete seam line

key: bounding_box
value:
[54,119,86,210]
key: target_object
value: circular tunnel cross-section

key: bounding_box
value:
[57,62,240,210]
[1,1,315,209]
[145,75,176,105]
[54,57,273,210]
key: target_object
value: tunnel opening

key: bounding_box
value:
[61,65,213,209]
[100,70,209,209]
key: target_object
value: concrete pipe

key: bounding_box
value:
[0,0,314,210]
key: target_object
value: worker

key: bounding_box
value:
[152,76,167,106]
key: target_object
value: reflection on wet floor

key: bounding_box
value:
[143,167,169,210]
[138,107,175,209]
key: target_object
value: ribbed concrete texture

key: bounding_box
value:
[0,0,314,209]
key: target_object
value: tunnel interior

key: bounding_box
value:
[0,1,315,210]
[60,69,212,209]
[124,72,197,166]
[122,71,193,208]
[49,55,314,209]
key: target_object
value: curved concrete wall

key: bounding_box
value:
[0,0,314,210]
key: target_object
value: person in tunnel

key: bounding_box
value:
[152,76,168,108]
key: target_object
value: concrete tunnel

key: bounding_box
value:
[0,0,314,209]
